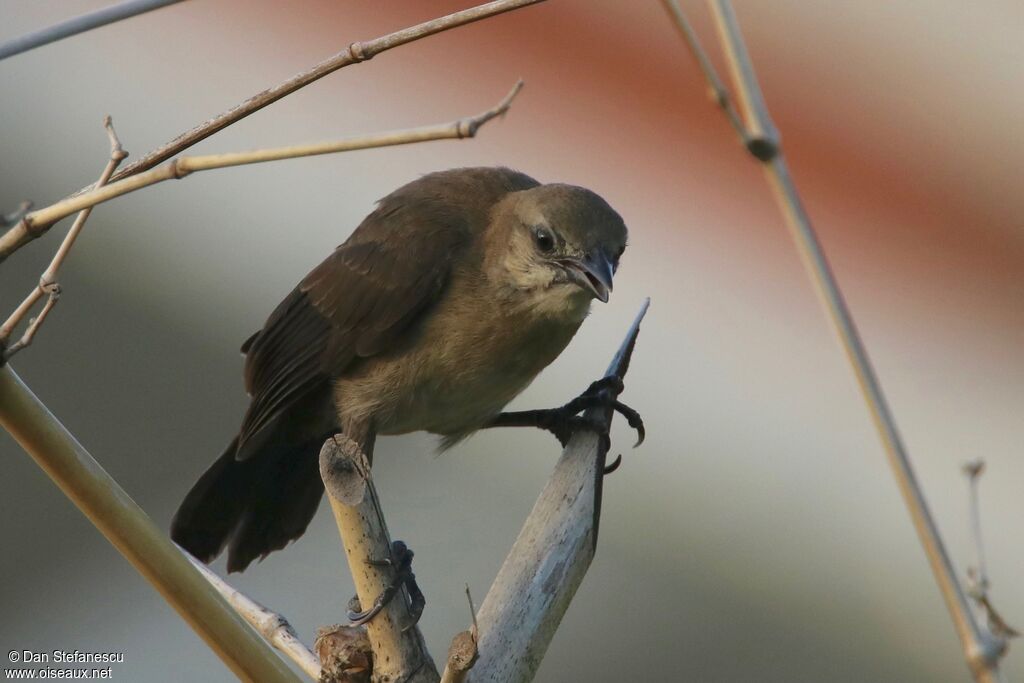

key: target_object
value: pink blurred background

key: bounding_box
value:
[1,1,1021,681]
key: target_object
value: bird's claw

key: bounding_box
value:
[346,540,425,629]
[547,376,645,451]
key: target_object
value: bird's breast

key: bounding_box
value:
[333,294,582,442]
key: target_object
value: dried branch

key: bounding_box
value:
[320,434,439,683]
[963,460,1019,642]
[315,625,373,683]
[440,586,480,683]
[0,0,187,62]
[467,299,650,683]
[101,0,544,187]
[0,83,522,263]
[659,0,745,142]
[1,117,127,362]
[665,1,1007,680]
[0,365,302,682]
[182,547,322,680]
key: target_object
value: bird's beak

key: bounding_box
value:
[560,251,614,303]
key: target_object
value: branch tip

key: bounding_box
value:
[460,79,524,138]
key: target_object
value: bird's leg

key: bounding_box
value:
[346,540,424,629]
[486,376,645,456]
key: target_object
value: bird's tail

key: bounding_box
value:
[170,434,326,573]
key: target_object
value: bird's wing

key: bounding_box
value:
[235,206,469,459]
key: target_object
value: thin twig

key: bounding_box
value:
[659,0,745,142]
[0,83,523,264]
[963,460,1019,642]
[439,586,481,683]
[467,299,650,683]
[1,117,127,361]
[665,1,1005,680]
[101,0,544,186]
[2,201,33,228]
[0,0,187,61]
[181,546,322,681]
[0,365,302,682]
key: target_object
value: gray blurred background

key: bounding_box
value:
[1,1,1021,681]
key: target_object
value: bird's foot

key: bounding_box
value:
[488,376,644,472]
[347,540,425,630]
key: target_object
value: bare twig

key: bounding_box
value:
[659,0,745,142]
[182,547,321,680]
[467,299,649,683]
[1,117,127,362]
[320,434,438,683]
[665,1,1006,679]
[0,0,187,62]
[0,365,302,682]
[0,83,523,263]
[102,0,544,187]
[963,460,1019,642]
[440,586,481,683]
[2,201,33,228]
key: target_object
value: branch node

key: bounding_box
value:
[745,136,778,162]
[2,200,33,228]
[347,41,370,63]
[104,115,128,162]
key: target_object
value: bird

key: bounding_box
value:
[171,166,636,573]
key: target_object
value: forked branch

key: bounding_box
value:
[0,83,522,263]
[1,117,127,362]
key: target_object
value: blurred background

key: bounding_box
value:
[1,1,1021,681]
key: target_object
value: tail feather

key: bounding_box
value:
[171,435,328,572]
[171,437,251,563]
[226,440,325,573]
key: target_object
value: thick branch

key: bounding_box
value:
[0,365,301,682]
[182,548,322,680]
[319,434,438,683]
[467,299,650,683]
[0,83,522,263]
[0,0,187,62]
[667,1,1004,680]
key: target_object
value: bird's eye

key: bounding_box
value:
[533,227,555,253]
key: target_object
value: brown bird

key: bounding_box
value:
[171,167,637,573]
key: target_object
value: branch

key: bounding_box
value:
[2,201,33,228]
[666,1,1006,680]
[962,460,1019,642]
[440,586,480,683]
[100,0,544,187]
[467,299,650,683]
[0,82,523,263]
[315,625,373,683]
[320,434,439,683]
[0,0,187,62]
[1,117,127,362]
[659,0,745,142]
[182,547,322,680]
[0,365,302,682]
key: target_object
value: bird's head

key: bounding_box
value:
[489,183,628,319]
